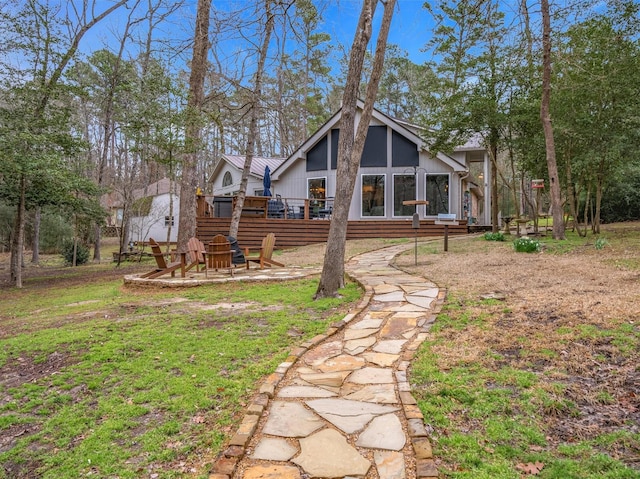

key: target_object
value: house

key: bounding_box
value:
[100,178,181,244]
[208,102,489,225]
[210,155,286,197]
[127,178,181,243]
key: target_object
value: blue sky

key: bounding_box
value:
[80,0,434,66]
[321,0,434,63]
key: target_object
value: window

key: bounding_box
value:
[222,171,233,187]
[391,131,418,167]
[393,174,416,217]
[307,177,327,216]
[360,126,387,167]
[426,174,449,216]
[307,137,328,171]
[164,216,174,226]
[330,129,339,169]
[361,174,385,216]
[308,177,326,202]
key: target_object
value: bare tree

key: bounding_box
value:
[177,0,212,252]
[4,0,127,288]
[540,0,565,240]
[229,0,276,239]
[93,1,143,262]
[315,0,395,299]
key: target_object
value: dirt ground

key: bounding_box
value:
[395,223,640,468]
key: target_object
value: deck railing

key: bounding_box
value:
[195,194,468,249]
[198,194,334,220]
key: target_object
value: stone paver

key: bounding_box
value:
[207,243,445,479]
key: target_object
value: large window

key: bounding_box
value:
[362,174,385,217]
[393,174,416,217]
[426,174,449,216]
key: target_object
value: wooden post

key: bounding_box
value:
[435,214,459,253]
[444,225,449,252]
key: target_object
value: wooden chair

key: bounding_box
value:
[206,234,235,276]
[140,238,185,279]
[185,237,206,272]
[244,233,284,269]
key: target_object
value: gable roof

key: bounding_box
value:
[131,178,180,200]
[209,154,286,183]
[271,101,468,179]
[100,178,179,209]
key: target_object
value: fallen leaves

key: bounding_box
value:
[516,461,545,475]
[192,415,205,424]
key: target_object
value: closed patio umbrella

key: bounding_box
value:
[263,165,272,197]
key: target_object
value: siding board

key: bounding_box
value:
[196,217,467,249]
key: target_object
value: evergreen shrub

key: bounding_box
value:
[61,240,90,265]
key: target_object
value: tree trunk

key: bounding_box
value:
[178,0,211,252]
[540,0,565,240]
[229,1,275,239]
[166,177,175,246]
[31,206,40,264]
[565,156,585,237]
[10,175,27,288]
[489,136,499,232]
[594,176,603,234]
[315,0,395,299]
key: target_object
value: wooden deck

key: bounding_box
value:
[196,217,469,249]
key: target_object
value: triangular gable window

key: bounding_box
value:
[306,136,328,171]
[391,130,418,167]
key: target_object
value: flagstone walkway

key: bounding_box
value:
[209,244,444,479]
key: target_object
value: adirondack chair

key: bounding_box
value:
[185,237,206,272]
[244,233,284,269]
[206,234,235,276]
[140,238,185,279]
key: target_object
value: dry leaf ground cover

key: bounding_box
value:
[395,223,640,478]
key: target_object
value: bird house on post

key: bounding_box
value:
[435,214,459,252]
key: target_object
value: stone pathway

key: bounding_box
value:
[209,244,444,479]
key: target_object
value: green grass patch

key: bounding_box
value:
[0,277,361,478]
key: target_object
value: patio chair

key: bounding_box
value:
[185,237,206,272]
[140,238,185,279]
[206,234,235,276]
[244,233,285,269]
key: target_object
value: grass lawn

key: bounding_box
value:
[0,268,361,478]
[398,224,640,479]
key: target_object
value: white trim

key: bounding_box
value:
[435,152,467,172]
[307,176,327,200]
